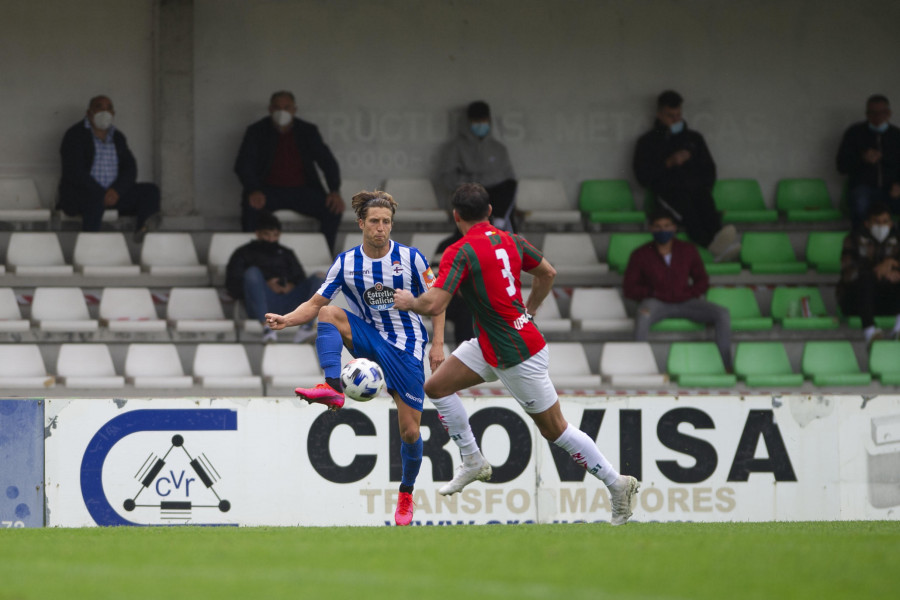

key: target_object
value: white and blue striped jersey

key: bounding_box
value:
[316,240,436,361]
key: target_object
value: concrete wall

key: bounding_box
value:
[3,0,899,219]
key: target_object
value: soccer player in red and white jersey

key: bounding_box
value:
[394,183,640,525]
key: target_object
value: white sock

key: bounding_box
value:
[553,424,620,486]
[430,393,479,456]
[893,314,900,334]
[864,325,878,343]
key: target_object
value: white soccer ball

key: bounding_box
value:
[340,358,386,402]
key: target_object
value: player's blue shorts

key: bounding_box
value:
[344,310,426,411]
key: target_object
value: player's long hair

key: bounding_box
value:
[352,190,398,221]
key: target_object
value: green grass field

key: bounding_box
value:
[1,522,898,599]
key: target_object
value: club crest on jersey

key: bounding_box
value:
[422,267,435,288]
[391,261,404,276]
[364,282,395,310]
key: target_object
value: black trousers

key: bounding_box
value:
[242,185,342,253]
[655,184,722,248]
[60,182,160,232]
[486,179,518,233]
[839,269,900,329]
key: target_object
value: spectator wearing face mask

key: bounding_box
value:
[623,209,733,370]
[225,212,324,343]
[234,90,344,252]
[58,95,161,241]
[837,201,900,346]
[633,90,740,262]
[440,100,518,232]
[837,94,900,229]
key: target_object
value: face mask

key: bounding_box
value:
[272,110,293,127]
[470,122,490,138]
[669,121,685,134]
[652,230,676,245]
[869,121,889,134]
[92,111,114,130]
[870,224,891,243]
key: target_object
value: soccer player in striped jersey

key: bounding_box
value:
[264,190,490,526]
[394,182,640,525]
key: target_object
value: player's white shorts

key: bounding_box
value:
[452,338,558,414]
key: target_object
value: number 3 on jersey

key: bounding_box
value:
[495,248,516,296]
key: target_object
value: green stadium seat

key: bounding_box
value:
[650,318,705,333]
[869,341,900,385]
[706,287,773,331]
[842,314,897,330]
[740,232,807,274]
[734,342,804,387]
[713,179,778,223]
[770,287,839,330]
[776,178,842,222]
[607,233,652,273]
[667,342,737,387]
[579,180,645,224]
[805,231,846,274]
[673,233,741,275]
[802,341,872,386]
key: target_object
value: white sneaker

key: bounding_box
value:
[439,453,492,496]
[293,323,316,344]
[708,224,738,257]
[609,475,640,526]
[261,328,278,344]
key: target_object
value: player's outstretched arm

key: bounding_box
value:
[393,287,452,317]
[265,293,331,330]
[524,258,557,316]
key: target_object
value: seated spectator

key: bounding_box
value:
[58,95,161,241]
[434,230,475,345]
[440,101,518,232]
[633,90,739,262]
[225,212,324,343]
[836,94,900,228]
[623,209,733,370]
[234,90,344,252]
[837,201,900,345]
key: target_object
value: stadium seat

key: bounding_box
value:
[192,343,263,393]
[673,234,742,275]
[570,287,633,332]
[606,233,652,274]
[578,179,644,224]
[124,344,193,389]
[207,232,255,284]
[140,233,207,277]
[338,178,376,223]
[0,344,53,388]
[280,232,335,274]
[56,343,124,388]
[667,342,737,387]
[599,342,668,387]
[805,231,847,274]
[740,232,807,274]
[409,232,452,262]
[5,232,74,276]
[869,341,900,385]
[521,288,571,333]
[706,287,773,331]
[734,342,803,387]
[841,314,896,330]
[166,288,234,336]
[516,178,582,226]
[0,287,29,333]
[770,287,839,330]
[546,342,602,388]
[802,341,871,386]
[99,288,166,333]
[382,178,448,223]
[0,178,51,222]
[73,233,140,277]
[541,233,609,282]
[650,318,705,333]
[261,344,323,394]
[776,178,842,221]
[712,179,778,223]
[31,287,99,332]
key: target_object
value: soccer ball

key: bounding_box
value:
[340,358,385,402]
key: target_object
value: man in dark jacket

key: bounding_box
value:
[225,212,324,343]
[836,94,900,228]
[58,95,160,240]
[234,91,344,252]
[837,201,900,346]
[624,209,732,370]
[633,90,739,261]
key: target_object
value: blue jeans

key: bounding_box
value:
[242,266,323,322]
[849,184,900,229]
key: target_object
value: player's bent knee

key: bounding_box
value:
[318,305,344,324]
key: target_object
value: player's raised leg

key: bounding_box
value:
[295,305,350,411]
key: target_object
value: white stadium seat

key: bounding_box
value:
[193,344,263,393]
[261,344,323,394]
[521,288,572,333]
[0,344,54,388]
[279,232,334,274]
[31,287,99,332]
[0,287,29,333]
[516,178,581,226]
[73,232,140,277]
[207,232,255,284]
[0,178,51,222]
[140,233,207,277]
[166,287,234,335]
[570,287,633,332]
[6,233,74,276]
[600,342,669,387]
[546,342,602,388]
[382,178,448,223]
[99,288,166,333]
[56,343,124,388]
[125,344,193,389]
[540,233,609,284]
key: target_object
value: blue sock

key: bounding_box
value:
[400,435,423,488]
[315,322,343,380]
